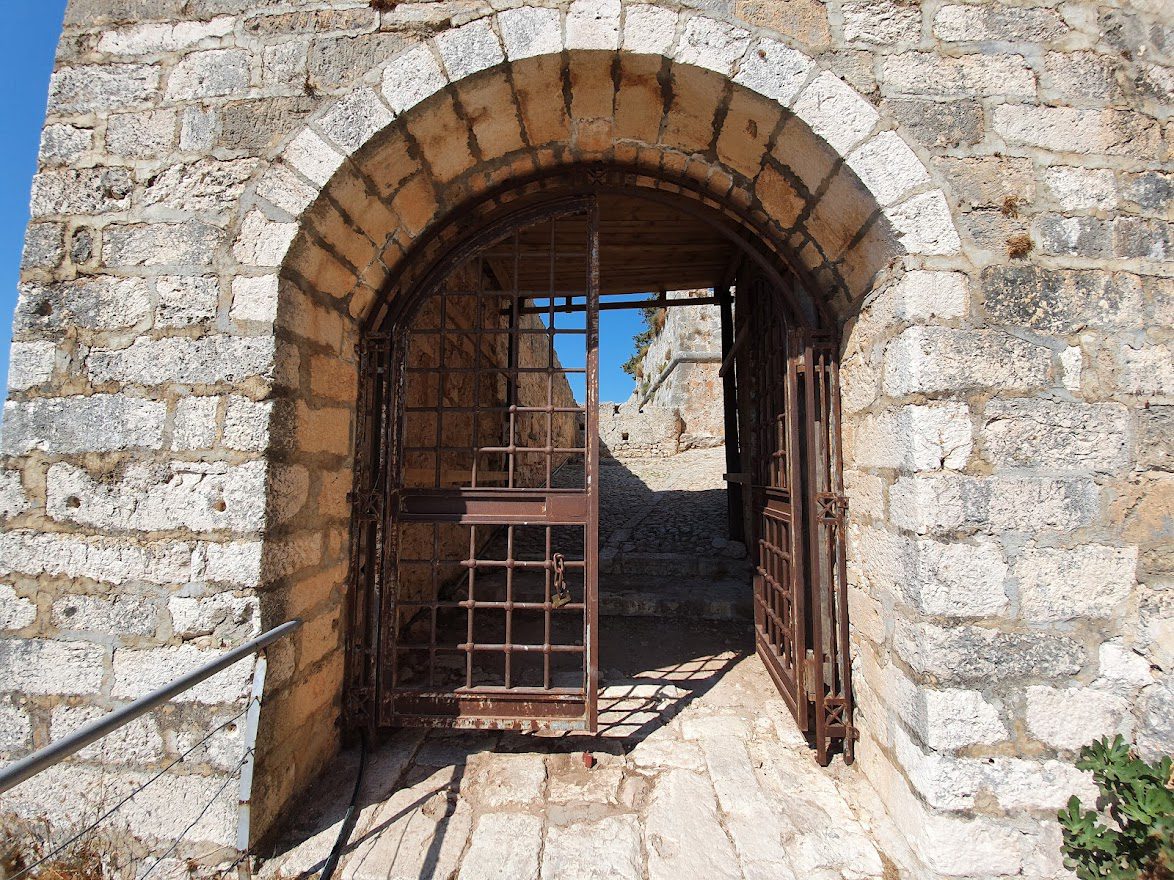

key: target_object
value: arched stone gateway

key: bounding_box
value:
[2,1,1168,878]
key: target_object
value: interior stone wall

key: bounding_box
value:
[0,0,1167,876]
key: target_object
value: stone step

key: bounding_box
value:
[599,550,753,580]
[600,575,753,621]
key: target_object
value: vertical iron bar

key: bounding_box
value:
[717,284,743,543]
[585,199,601,731]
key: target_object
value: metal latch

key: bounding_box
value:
[552,553,571,609]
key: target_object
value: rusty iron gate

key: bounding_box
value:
[345,175,853,758]
[346,197,601,731]
[736,269,855,765]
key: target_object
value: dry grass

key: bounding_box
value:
[1007,233,1033,259]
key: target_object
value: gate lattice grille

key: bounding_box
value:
[348,200,600,731]
[739,272,854,764]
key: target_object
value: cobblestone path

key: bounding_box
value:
[262,449,888,880]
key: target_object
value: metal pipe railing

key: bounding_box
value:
[0,619,303,796]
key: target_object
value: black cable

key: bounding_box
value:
[319,728,370,880]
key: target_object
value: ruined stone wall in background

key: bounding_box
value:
[634,290,725,449]
[0,0,1167,876]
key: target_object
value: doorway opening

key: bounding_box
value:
[345,172,854,765]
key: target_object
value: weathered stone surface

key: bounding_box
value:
[0,584,37,632]
[87,335,275,387]
[48,64,160,113]
[16,276,152,333]
[895,621,1085,685]
[1015,545,1137,623]
[982,399,1130,473]
[1026,686,1134,751]
[3,395,166,455]
[47,460,268,535]
[155,276,220,327]
[850,402,971,472]
[30,167,133,217]
[169,592,260,641]
[541,815,643,880]
[165,49,251,100]
[883,327,1051,396]
[113,644,252,703]
[103,220,222,267]
[7,341,57,392]
[0,639,105,696]
[464,752,547,808]
[458,812,543,880]
[646,770,739,880]
[52,594,157,636]
[884,98,984,149]
[0,529,192,586]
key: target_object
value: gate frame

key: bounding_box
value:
[344,164,855,761]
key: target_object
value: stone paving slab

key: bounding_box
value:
[262,627,886,880]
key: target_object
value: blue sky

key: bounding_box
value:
[0,2,642,404]
[0,2,68,397]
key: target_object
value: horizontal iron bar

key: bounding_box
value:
[514,295,719,317]
[0,619,303,796]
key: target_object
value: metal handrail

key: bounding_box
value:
[0,619,302,796]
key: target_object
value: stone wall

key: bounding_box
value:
[599,400,682,457]
[0,0,1168,876]
[634,290,725,449]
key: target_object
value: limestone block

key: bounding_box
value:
[1042,166,1118,213]
[0,639,105,696]
[916,685,1008,751]
[1026,685,1133,751]
[843,469,883,520]
[87,335,275,387]
[847,131,930,207]
[2,395,166,455]
[541,814,642,880]
[434,18,504,82]
[50,704,164,764]
[882,326,1050,396]
[106,109,177,159]
[138,157,258,215]
[194,540,263,587]
[30,167,133,217]
[315,87,394,155]
[180,105,217,152]
[981,265,1144,334]
[645,769,740,880]
[120,770,238,845]
[499,6,561,61]
[0,703,31,754]
[465,752,547,808]
[169,592,259,642]
[21,223,65,270]
[39,123,92,165]
[96,16,233,55]
[676,16,750,75]
[843,1,921,46]
[263,40,308,86]
[173,395,219,450]
[792,71,879,154]
[103,220,221,267]
[48,64,160,113]
[1118,343,1174,397]
[1014,544,1137,623]
[0,530,192,586]
[731,38,810,107]
[896,725,1095,812]
[894,620,1084,685]
[165,48,251,100]
[1136,683,1173,761]
[933,4,1067,42]
[233,210,299,267]
[622,4,678,56]
[8,341,56,392]
[887,190,962,255]
[0,584,36,631]
[459,812,543,880]
[993,105,1160,157]
[231,275,280,322]
[1061,346,1083,391]
[156,275,219,328]
[15,276,152,333]
[887,98,983,150]
[0,471,30,518]
[284,129,346,189]
[52,594,157,636]
[256,165,318,220]
[983,399,1129,473]
[113,644,252,703]
[381,44,447,115]
[47,460,269,536]
[223,397,272,451]
[850,402,972,471]
[883,52,1035,99]
[1096,640,1155,688]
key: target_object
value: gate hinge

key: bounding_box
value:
[815,492,849,524]
[804,650,819,700]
